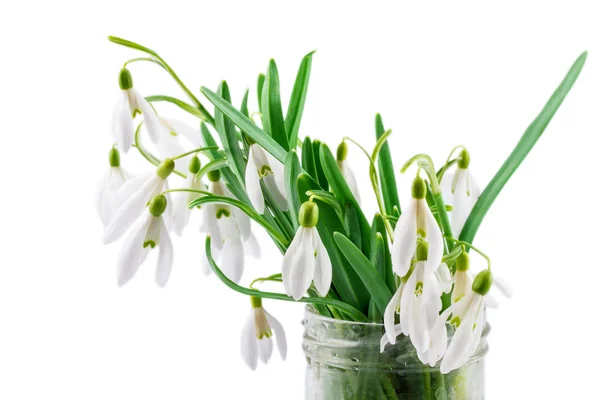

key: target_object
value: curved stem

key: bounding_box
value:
[205,236,367,322]
[171,146,219,161]
[249,274,282,289]
[343,137,395,241]
[133,122,186,178]
[438,145,465,182]
[444,236,492,270]
[123,57,165,69]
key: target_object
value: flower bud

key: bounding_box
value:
[118,68,134,90]
[472,270,493,296]
[411,176,427,199]
[207,169,221,182]
[156,159,175,179]
[456,251,470,271]
[189,155,201,174]
[149,195,168,217]
[250,296,263,309]
[458,148,471,169]
[109,147,120,167]
[336,141,348,162]
[299,201,319,228]
[416,241,429,261]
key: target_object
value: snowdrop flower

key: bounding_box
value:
[441,148,480,236]
[155,118,202,172]
[103,158,175,244]
[171,156,206,236]
[282,202,332,300]
[438,270,493,374]
[111,68,161,152]
[452,251,473,304]
[336,141,360,203]
[117,195,173,287]
[96,148,128,227]
[200,231,261,276]
[392,176,443,277]
[199,169,252,283]
[245,143,287,214]
[241,297,287,370]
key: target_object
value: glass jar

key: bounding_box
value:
[302,307,488,400]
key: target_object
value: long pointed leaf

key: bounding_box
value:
[301,137,318,180]
[214,81,246,181]
[371,214,395,293]
[261,60,289,150]
[285,51,315,148]
[375,114,400,215]
[460,51,587,244]
[334,232,393,316]
[284,151,302,229]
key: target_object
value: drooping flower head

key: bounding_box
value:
[103,158,175,244]
[172,155,206,236]
[111,68,161,152]
[245,143,287,214]
[392,175,443,277]
[336,141,360,203]
[282,201,332,300]
[441,148,480,236]
[117,194,174,287]
[241,297,287,370]
[96,147,128,227]
[155,118,202,172]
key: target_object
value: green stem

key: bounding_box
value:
[133,123,186,178]
[171,146,219,160]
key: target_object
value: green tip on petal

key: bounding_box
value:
[411,176,427,199]
[458,148,471,169]
[456,250,470,271]
[250,296,263,308]
[149,195,168,217]
[336,141,348,162]
[416,241,429,261]
[118,68,133,90]
[189,156,201,174]
[156,159,175,179]
[109,147,120,167]
[207,169,221,182]
[299,201,319,227]
[472,270,493,296]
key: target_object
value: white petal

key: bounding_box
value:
[428,302,459,367]
[171,175,194,236]
[380,324,403,352]
[460,301,485,367]
[400,270,417,334]
[200,205,223,249]
[155,220,174,287]
[244,232,261,259]
[384,285,403,345]
[156,131,187,172]
[265,152,287,198]
[264,174,288,211]
[312,232,332,297]
[136,91,161,143]
[281,228,305,296]
[163,118,202,146]
[467,170,481,199]
[241,313,258,370]
[391,200,417,277]
[440,295,481,374]
[450,169,474,236]
[440,172,455,205]
[285,228,315,300]
[116,213,153,286]
[95,169,113,226]
[452,271,472,305]
[233,207,251,241]
[408,295,429,353]
[111,173,151,211]
[423,204,443,274]
[245,155,265,214]
[340,162,361,203]
[112,91,134,153]
[265,311,287,360]
[493,275,514,299]
[435,263,454,294]
[484,294,499,308]
[220,236,244,283]
[257,337,273,364]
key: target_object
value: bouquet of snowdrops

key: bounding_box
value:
[97,36,586,388]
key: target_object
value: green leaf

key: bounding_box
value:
[311,139,329,189]
[368,233,386,322]
[460,51,588,245]
[257,73,265,114]
[375,114,400,215]
[214,81,246,181]
[261,60,289,151]
[344,204,362,251]
[285,51,315,148]
[195,158,228,180]
[371,214,395,293]
[319,143,371,257]
[333,232,393,316]
[301,137,318,180]
[284,151,302,230]
[189,195,289,246]
[204,236,367,322]
[201,86,288,163]
[240,88,249,118]
[298,173,370,311]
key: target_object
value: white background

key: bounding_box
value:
[1,1,599,399]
